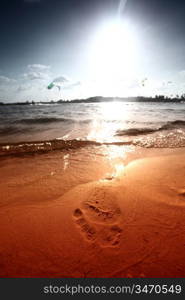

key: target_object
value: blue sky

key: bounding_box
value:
[1,0,185,102]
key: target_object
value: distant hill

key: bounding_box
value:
[0,95,185,105]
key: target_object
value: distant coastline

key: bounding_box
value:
[0,95,185,105]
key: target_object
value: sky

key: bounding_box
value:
[1,0,185,102]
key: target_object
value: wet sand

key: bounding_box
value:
[0,147,185,277]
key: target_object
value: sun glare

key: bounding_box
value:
[87,102,130,142]
[90,19,136,88]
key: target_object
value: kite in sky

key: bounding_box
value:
[47,76,69,91]
[141,78,148,87]
[47,82,61,91]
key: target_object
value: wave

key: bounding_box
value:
[116,128,156,136]
[79,119,92,124]
[1,120,185,156]
[13,117,94,125]
[17,117,75,125]
[116,120,185,136]
[0,126,37,136]
[0,139,133,157]
[0,126,19,136]
[1,133,185,157]
[0,118,93,135]
[162,120,185,129]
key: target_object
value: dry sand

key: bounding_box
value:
[0,147,185,277]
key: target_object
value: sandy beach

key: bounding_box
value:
[2,0,185,285]
[0,146,184,277]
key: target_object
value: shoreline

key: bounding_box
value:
[0,146,185,277]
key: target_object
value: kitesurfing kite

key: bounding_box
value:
[47,76,69,92]
[47,82,61,91]
[141,78,148,87]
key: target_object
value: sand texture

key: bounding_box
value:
[0,149,185,277]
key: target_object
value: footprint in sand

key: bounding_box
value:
[73,207,122,247]
[99,225,123,247]
[73,208,96,241]
[73,186,123,247]
[82,187,121,224]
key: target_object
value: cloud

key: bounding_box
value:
[28,64,50,71]
[0,64,83,102]
[53,76,69,83]
[0,76,17,86]
[19,67,72,100]
[23,64,51,81]
[23,72,48,80]
[17,84,31,92]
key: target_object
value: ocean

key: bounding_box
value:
[0,101,185,156]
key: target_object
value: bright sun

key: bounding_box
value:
[89,19,136,90]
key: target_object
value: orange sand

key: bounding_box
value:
[0,147,185,277]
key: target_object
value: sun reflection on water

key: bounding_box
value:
[115,163,125,176]
[101,144,134,180]
[87,102,130,143]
